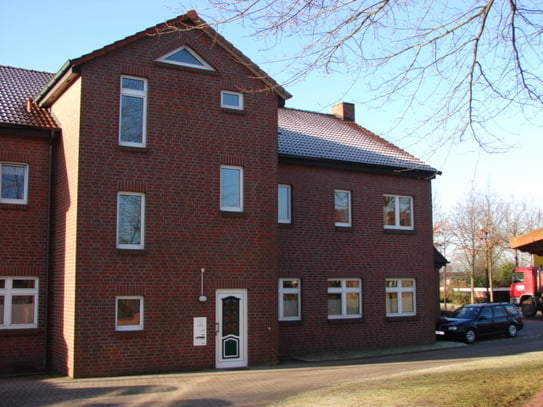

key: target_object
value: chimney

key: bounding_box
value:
[332,102,355,122]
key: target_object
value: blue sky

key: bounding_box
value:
[3,0,543,216]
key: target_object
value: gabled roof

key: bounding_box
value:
[0,65,58,129]
[36,11,291,107]
[278,108,438,177]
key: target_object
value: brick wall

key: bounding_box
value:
[50,26,279,377]
[0,132,51,372]
[278,162,439,355]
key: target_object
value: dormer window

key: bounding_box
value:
[157,46,214,71]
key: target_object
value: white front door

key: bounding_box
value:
[216,289,248,369]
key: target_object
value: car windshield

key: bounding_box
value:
[512,272,524,283]
[454,306,480,319]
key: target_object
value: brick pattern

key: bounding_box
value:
[277,163,439,354]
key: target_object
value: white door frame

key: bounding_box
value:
[215,289,248,369]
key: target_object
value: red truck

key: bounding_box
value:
[510,267,543,317]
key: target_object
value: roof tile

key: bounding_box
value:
[0,65,58,129]
[278,108,436,174]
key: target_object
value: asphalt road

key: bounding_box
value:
[2,317,543,406]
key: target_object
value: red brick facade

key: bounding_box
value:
[1,12,439,377]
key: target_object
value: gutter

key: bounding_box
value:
[35,61,80,108]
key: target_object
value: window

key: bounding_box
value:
[334,190,351,227]
[1,163,28,204]
[384,195,413,230]
[116,296,143,331]
[279,279,301,321]
[327,279,361,319]
[278,184,292,224]
[157,46,214,71]
[0,278,38,329]
[117,192,145,249]
[119,76,147,147]
[221,91,244,110]
[386,278,416,317]
[220,166,243,212]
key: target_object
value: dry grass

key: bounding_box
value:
[272,352,543,407]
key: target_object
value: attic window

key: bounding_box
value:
[157,46,214,71]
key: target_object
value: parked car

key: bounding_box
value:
[435,303,523,344]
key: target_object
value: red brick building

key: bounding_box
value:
[0,12,439,377]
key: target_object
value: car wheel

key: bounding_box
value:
[521,300,536,317]
[464,329,476,344]
[506,324,518,338]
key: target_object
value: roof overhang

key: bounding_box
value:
[509,228,543,256]
[278,154,440,179]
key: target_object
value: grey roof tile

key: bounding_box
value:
[278,108,437,174]
[0,65,58,129]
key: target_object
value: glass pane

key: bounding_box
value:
[386,293,398,314]
[221,168,241,208]
[282,280,298,289]
[11,295,34,324]
[13,279,35,289]
[1,165,26,200]
[120,95,144,143]
[117,298,141,326]
[166,48,205,66]
[399,197,412,226]
[401,280,414,287]
[118,195,142,245]
[0,279,4,289]
[402,293,414,313]
[222,296,240,336]
[328,280,341,288]
[0,296,4,324]
[121,77,144,91]
[328,294,341,315]
[383,196,395,225]
[282,294,299,317]
[334,191,349,223]
[346,293,360,315]
[222,92,240,108]
[346,280,359,288]
[278,185,290,221]
[386,280,398,288]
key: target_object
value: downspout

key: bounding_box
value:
[43,129,56,371]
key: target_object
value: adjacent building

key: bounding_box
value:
[0,11,439,377]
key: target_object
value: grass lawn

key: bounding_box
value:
[271,351,543,407]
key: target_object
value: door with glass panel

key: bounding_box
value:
[215,290,247,368]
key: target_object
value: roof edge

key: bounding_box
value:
[35,11,290,107]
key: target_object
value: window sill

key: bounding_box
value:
[117,145,149,153]
[385,315,418,322]
[278,222,293,229]
[220,210,246,219]
[116,249,148,256]
[115,330,146,339]
[221,107,246,115]
[279,320,303,327]
[335,226,353,232]
[384,228,416,235]
[327,317,363,325]
[0,203,28,210]
[0,327,41,336]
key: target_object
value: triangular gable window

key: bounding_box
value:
[157,46,214,71]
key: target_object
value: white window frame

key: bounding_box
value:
[383,194,414,230]
[220,165,243,212]
[385,278,416,317]
[0,162,29,204]
[327,279,362,319]
[119,76,147,147]
[157,46,215,71]
[221,91,244,110]
[115,296,144,331]
[0,277,39,329]
[117,192,145,250]
[279,278,301,321]
[334,189,352,227]
[278,184,292,224]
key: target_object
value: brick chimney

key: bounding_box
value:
[332,102,355,122]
